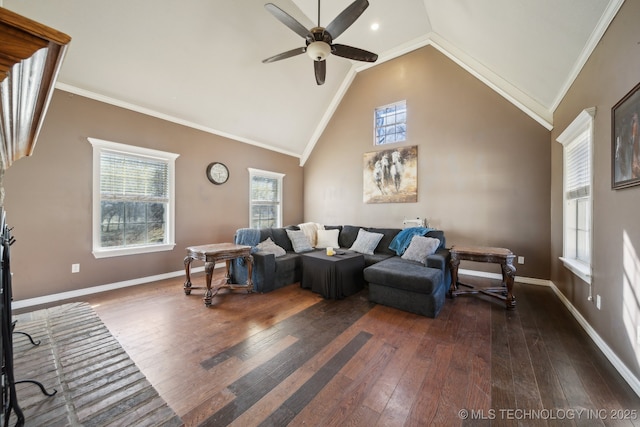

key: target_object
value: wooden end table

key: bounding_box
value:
[183,243,253,307]
[449,245,516,310]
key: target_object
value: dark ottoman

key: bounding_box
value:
[363,257,446,318]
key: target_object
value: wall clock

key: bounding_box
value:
[206,162,229,185]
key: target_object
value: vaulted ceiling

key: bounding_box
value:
[3,0,624,164]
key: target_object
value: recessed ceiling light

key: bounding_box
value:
[371,22,380,31]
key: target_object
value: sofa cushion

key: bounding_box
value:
[339,225,361,249]
[401,236,440,264]
[349,229,384,255]
[270,228,295,252]
[316,229,340,248]
[286,230,314,253]
[363,253,395,267]
[363,257,443,295]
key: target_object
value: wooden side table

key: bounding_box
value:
[449,245,516,310]
[183,243,253,307]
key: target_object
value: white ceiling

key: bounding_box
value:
[3,0,624,163]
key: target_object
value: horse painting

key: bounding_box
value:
[363,146,418,203]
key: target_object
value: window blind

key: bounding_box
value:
[565,130,590,200]
[251,176,279,203]
[100,151,169,202]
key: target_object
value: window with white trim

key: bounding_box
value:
[248,168,284,229]
[89,138,179,258]
[374,100,406,145]
[556,107,595,283]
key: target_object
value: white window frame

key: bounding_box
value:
[248,168,285,229]
[556,107,596,284]
[89,138,179,258]
[374,100,407,145]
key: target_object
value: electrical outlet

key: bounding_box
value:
[71,264,80,273]
[517,256,525,264]
[596,294,601,310]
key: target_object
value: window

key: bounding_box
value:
[374,100,407,145]
[556,107,595,283]
[89,138,179,258]
[248,168,284,229]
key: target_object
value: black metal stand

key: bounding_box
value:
[1,210,56,427]
[12,321,41,347]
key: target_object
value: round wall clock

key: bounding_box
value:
[206,162,229,185]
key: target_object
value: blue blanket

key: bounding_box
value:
[389,227,433,255]
[232,228,261,286]
[235,228,261,252]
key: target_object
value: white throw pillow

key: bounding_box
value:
[349,229,384,255]
[286,230,314,253]
[401,236,440,264]
[315,229,340,248]
[255,237,286,257]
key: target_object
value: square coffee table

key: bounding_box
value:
[300,250,365,299]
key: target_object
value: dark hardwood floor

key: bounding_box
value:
[14,271,640,426]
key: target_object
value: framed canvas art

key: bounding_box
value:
[612,81,640,189]
[363,145,417,203]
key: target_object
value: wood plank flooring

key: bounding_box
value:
[13,271,640,426]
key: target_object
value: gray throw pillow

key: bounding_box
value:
[401,236,440,264]
[349,229,384,255]
[256,237,287,257]
[286,230,313,253]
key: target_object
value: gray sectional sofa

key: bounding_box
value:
[229,225,451,318]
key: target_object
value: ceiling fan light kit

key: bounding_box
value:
[263,0,378,85]
[306,41,331,61]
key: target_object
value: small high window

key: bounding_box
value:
[374,100,407,145]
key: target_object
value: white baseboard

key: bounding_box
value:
[546,282,640,398]
[11,263,224,310]
[459,269,640,397]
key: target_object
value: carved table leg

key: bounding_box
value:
[183,256,193,295]
[245,254,253,293]
[448,256,460,298]
[501,259,517,310]
[225,259,232,284]
[203,261,215,307]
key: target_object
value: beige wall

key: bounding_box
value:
[3,90,303,300]
[552,0,640,380]
[304,46,551,279]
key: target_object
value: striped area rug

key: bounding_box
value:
[9,302,182,426]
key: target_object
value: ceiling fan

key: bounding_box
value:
[262,0,378,85]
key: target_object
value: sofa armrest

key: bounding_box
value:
[426,248,451,287]
[252,252,276,293]
[425,248,450,271]
[230,252,275,293]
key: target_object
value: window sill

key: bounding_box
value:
[559,257,592,284]
[93,243,176,259]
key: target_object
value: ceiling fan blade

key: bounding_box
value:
[262,47,306,63]
[265,3,311,40]
[314,60,326,85]
[332,44,378,62]
[325,0,369,40]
